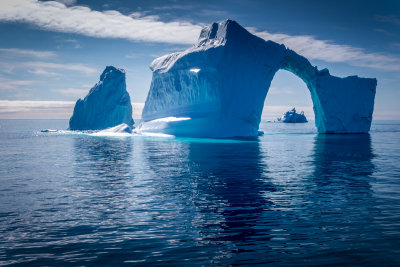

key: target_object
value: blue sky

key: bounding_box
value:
[0,0,399,119]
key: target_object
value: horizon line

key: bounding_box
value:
[0,100,395,120]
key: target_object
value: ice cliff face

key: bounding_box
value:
[141,20,377,137]
[69,66,134,130]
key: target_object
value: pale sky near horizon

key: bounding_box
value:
[0,0,399,119]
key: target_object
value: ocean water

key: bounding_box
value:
[0,119,399,266]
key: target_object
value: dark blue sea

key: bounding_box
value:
[0,119,399,266]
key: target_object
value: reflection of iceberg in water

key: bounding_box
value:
[71,137,134,220]
[187,142,274,250]
[142,140,278,264]
[292,134,382,264]
[141,137,379,265]
[312,134,374,179]
[73,137,133,179]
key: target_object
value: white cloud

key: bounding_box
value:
[375,15,400,26]
[62,39,78,43]
[0,100,75,118]
[0,48,56,58]
[0,0,398,72]
[28,68,60,76]
[152,4,193,11]
[268,86,295,95]
[0,60,97,75]
[25,61,97,74]
[54,0,76,6]
[0,0,202,44]
[54,87,88,96]
[248,28,400,72]
[58,38,82,48]
[0,76,36,90]
[0,100,145,119]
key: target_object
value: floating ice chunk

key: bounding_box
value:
[190,68,201,73]
[92,123,132,136]
[279,108,308,123]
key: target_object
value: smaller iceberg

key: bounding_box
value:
[278,108,308,123]
[69,66,134,130]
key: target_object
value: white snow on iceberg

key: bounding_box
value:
[141,19,377,137]
[92,123,133,136]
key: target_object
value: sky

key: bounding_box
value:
[0,0,399,119]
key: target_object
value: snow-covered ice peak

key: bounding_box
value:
[99,66,126,81]
[142,20,377,137]
[197,19,255,47]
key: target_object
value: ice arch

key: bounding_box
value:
[140,20,377,137]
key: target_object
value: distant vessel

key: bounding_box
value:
[278,108,308,123]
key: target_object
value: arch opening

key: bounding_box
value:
[262,69,315,122]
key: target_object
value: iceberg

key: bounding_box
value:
[69,66,134,130]
[140,19,377,137]
[279,108,308,123]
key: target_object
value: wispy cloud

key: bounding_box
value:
[54,0,76,6]
[28,68,60,76]
[374,28,394,36]
[0,0,202,44]
[58,38,82,49]
[0,100,145,119]
[0,76,36,90]
[53,88,88,97]
[0,1,398,72]
[0,60,98,75]
[390,42,400,50]
[375,15,400,25]
[0,48,56,58]
[268,87,295,95]
[25,62,97,74]
[248,28,400,71]
[0,100,75,118]
[152,4,193,11]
